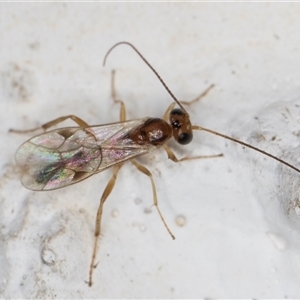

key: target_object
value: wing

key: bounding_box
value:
[15,118,154,191]
[86,118,155,173]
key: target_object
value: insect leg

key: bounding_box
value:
[10,115,89,133]
[163,84,214,121]
[180,84,215,106]
[163,103,176,121]
[163,145,223,162]
[88,163,123,287]
[130,159,175,240]
[111,70,126,122]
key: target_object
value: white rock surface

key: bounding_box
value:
[1,3,300,298]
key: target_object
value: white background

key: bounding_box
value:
[1,3,300,298]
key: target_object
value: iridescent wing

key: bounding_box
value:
[15,118,153,191]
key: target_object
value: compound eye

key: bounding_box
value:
[170,108,185,116]
[178,132,193,145]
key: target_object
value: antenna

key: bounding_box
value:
[103,41,300,174]
[193,125,300,174]
[103,41,188,113]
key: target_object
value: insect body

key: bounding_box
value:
[12,42,300,287]
[16,118,170,191]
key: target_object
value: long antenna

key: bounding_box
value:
[103,42,300,174]
[193,125,300,174]
[103,41,188,113]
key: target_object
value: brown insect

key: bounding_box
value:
[11,42,300,286]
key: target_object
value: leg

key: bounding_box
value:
[163,103,175,122]
[10,115,89,134]
[88,72,129,286]
[163,145,223,162]
[131,159,175,240]
[163,84,214,121]
[180,84,214,106]
[88,163,123,287]
[111,70,126,122]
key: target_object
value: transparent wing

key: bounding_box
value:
[15,118,153,191]
[86,118,154,173]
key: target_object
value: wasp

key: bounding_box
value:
[11,42,300,286]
